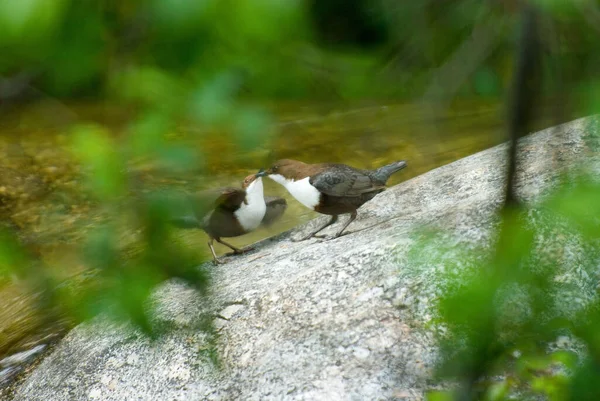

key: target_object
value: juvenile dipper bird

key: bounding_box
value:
[263,159,406,240]
[171,171,287,264]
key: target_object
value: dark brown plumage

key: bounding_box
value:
[170,172,287,264]
[264,159,406,240]
[261,196,289,227]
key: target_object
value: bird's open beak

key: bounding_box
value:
[256,168,267,178]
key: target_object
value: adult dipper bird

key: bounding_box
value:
[263,159,406,240]
[170,171,287,264]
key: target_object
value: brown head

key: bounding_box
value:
[264,159,312,180]
[241,169,267,190]
[241,173,258,189]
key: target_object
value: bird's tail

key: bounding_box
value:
[372,160,407,183]
[261,197,288,227]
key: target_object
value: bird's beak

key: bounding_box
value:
[256,168,267,178]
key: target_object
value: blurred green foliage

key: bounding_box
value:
[419,3,600,398]
[0,0,599,397]
[423,169,600,400]
[0,0,598,101]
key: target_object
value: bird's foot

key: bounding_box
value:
[212,258,226,265]
[316,231,350,241]
[292,233,319,242]
[333,231,350,239]
[225,246,255,256]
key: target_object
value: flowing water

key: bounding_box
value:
[0,98,569,389]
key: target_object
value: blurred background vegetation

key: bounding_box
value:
[0,0,599,398]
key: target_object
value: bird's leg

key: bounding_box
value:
[217,238,255,255]
[208,238,224,265]
[298,215,338,241]
[333,211,357,238]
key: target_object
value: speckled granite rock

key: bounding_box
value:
[10,116,600,401]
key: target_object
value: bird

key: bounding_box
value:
[170,170,287,264]
[263,159,406,240]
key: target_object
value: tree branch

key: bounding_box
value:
[504,4,540,208]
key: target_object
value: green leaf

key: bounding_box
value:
[544,179,600,238]
[128,113,170,157]
[0,0,68,45]
[234,106,272,150]
[114,264,162,337]
[474,67,500,97]
[485,381,509,401]
[551,350,578,369]
[114,66,184,111]
[189,72,242,124]
[151,0,212,33]
[426,390,454,401]
[71,124,125,200]
[83,225,118,272]
[0,229,29,279]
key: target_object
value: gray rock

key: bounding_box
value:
[0,345,48,388]
[10,116,600,401]
[0,345,46,369]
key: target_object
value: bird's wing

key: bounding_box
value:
[309,167,383,197]
[189,187,246,215]
[212,187,247,211]
[159,186,246,231]
[261,196,287,227]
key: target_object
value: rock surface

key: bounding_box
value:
[9,117,600,401]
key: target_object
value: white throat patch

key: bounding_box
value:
[234,178,266,231]
[269,174,320,210]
